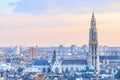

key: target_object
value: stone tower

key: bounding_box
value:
[88,13,99,71]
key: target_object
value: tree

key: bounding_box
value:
[86,66,89,71]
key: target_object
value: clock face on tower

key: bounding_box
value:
[92,40,98,45]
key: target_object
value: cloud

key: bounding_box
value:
[0,12,120,30]
[0,0,120,15]
[13,0,120,15]
[14,0,57,14]
[0,13,90,30]
[109,2,120,11]
[0,0,20,14]
[14,0,114,14]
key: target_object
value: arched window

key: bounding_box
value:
[47,67,51,73]
[76,67,79,72]
[70,67,74,72]
[65,67,69,73]
[43,67,46,73]
[62,67,64,73]
[55,67,59,74]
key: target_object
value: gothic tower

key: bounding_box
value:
[88,13,99,71]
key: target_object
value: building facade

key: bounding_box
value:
[29,47,37,59]
[31,50,88,74]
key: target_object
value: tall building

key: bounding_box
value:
[29,47,37,59]
[71,44,77,54]
[15,46,21,55]
[88,13,99,71]
[59,44,65,55]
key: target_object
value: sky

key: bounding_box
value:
[0,0,120,46]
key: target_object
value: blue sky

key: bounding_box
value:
[1,0,120,14]
[0,0,120,46]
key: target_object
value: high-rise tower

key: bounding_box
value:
[29,47,37,59]
[88,13,99,71]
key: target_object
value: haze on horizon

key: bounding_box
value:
[0,0,120,46]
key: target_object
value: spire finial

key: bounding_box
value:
[53,50,56,60]
[92,12,94,18]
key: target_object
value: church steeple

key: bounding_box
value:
[53,50,57,61]
[91,12,96,28]
[92,12,94,18]
[88,13,99,72]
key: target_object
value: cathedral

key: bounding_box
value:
[25,13,99,74]
[88,13,99,72]
[31,50,88,74]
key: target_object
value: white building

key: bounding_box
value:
[31,50,88,74]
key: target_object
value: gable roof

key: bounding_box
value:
[33,59,49,66]
[62,59,87,65]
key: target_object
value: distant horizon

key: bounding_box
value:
[0,0,120,46]
[0,44,120,47]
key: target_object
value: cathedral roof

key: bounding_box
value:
[62,59,87,65]
[99,56,120,60]
[33,59,49,66]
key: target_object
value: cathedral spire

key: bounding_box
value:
[88,13,99,72]
[53,50,56,60]
[91,13,96,28]
[92,12,94,18]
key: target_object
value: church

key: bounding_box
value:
[32,50,88,74]
[25,13,99,74]
[88,13,99,72]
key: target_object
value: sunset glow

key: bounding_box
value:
[0,0,120,46]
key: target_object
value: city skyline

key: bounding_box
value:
[0,0,120,46]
